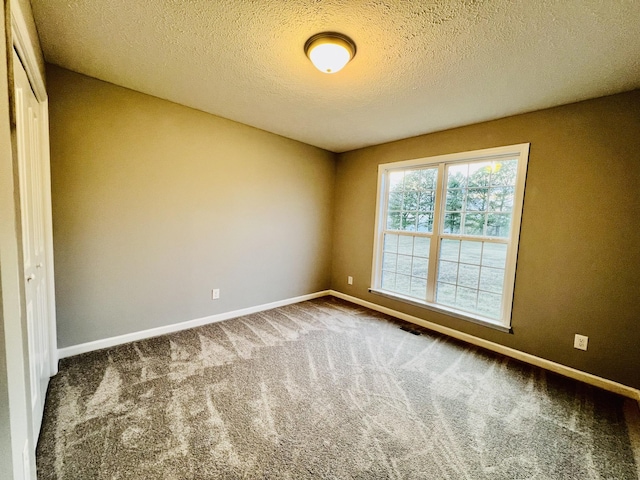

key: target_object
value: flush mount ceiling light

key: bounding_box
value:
[304,32,356,74]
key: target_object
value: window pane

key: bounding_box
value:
[436,282,456,306]
[381,271,395,291]
[463,213,485,235]
[397,255,412,275]
[419,168,437,190]
[410,277,427,299]
[381,231,434,300]
[481,243,507,268]
[417,213,434,232]
[382,252,397,271]
[489,187,514,212]
[398,235,414,255]
[387,211,402,230]
[436,239,506,318]
[437,260,458,283]
[414,237,430,257]
[389,171,404,190]
[458,264,480,289]
[412,257,429,278]
[440,239,460,261]
[394,274,411,295]
[386,167,439,237]
[403,170,421,190]
[418,190,435,211]
[477,292,502,319]
[446,189,464,211]
[388,191,403,210]
[383,233,398,253]
[490,159,518,186]
[399,212,417,231]
[486,213,511,238]
[466,188,489,211]
[468,162,492,187]
[442,160,519,239]
[457,286,478,310]
[403,190,419,211]
[479,267,505,293]
[459,241,481,265]
[443,213,461,234]
[447,164,467,188]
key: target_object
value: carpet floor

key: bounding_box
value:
[37,297,639,479]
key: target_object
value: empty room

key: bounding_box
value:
[1,0,640,478]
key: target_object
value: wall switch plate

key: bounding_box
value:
[574,334,588,351]
[347,276,353,285]
[212,289,220,300]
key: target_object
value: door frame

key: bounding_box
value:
[11,0,58,377]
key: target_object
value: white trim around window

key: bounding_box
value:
[370,143,530,331]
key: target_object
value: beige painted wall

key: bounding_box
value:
[332,90,640,390]
[48,66,335,348]
[47,62,640,390]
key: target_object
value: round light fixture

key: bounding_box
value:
[304,32,356,74]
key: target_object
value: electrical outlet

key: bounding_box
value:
[211,289,220,300]
[347,276,353,285]
[574,334,588,351]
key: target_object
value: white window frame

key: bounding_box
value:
[370,143,530,331]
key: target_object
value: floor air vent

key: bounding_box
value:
[400,326,422,336]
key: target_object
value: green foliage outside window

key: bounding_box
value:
[387,160,517,237]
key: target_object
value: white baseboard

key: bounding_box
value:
[56,288,640,402]
[57,290,331,359]
[330,290,640,402]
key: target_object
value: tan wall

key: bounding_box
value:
[48,66,335,348]
[332,90,640,390]
[48,61,640,389]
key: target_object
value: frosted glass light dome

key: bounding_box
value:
[304,33,356,74]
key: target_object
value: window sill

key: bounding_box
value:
[368,288,513,333]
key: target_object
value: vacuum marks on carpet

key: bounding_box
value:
[37,298,638,479]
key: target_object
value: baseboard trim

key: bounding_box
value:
[57,290,331,359]
[56,288,640,401]
[330,290,640,402]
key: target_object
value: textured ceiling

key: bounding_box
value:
[31,0,640,152]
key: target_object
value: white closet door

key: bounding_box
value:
[13,49,52,441]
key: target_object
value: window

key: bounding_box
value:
[371,144,530,330]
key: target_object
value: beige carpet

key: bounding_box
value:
[37,297,638,479]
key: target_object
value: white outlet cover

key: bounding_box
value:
[347,276,353,285]
[574,334,588,351]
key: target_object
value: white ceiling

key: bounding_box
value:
[31,0,640,153]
